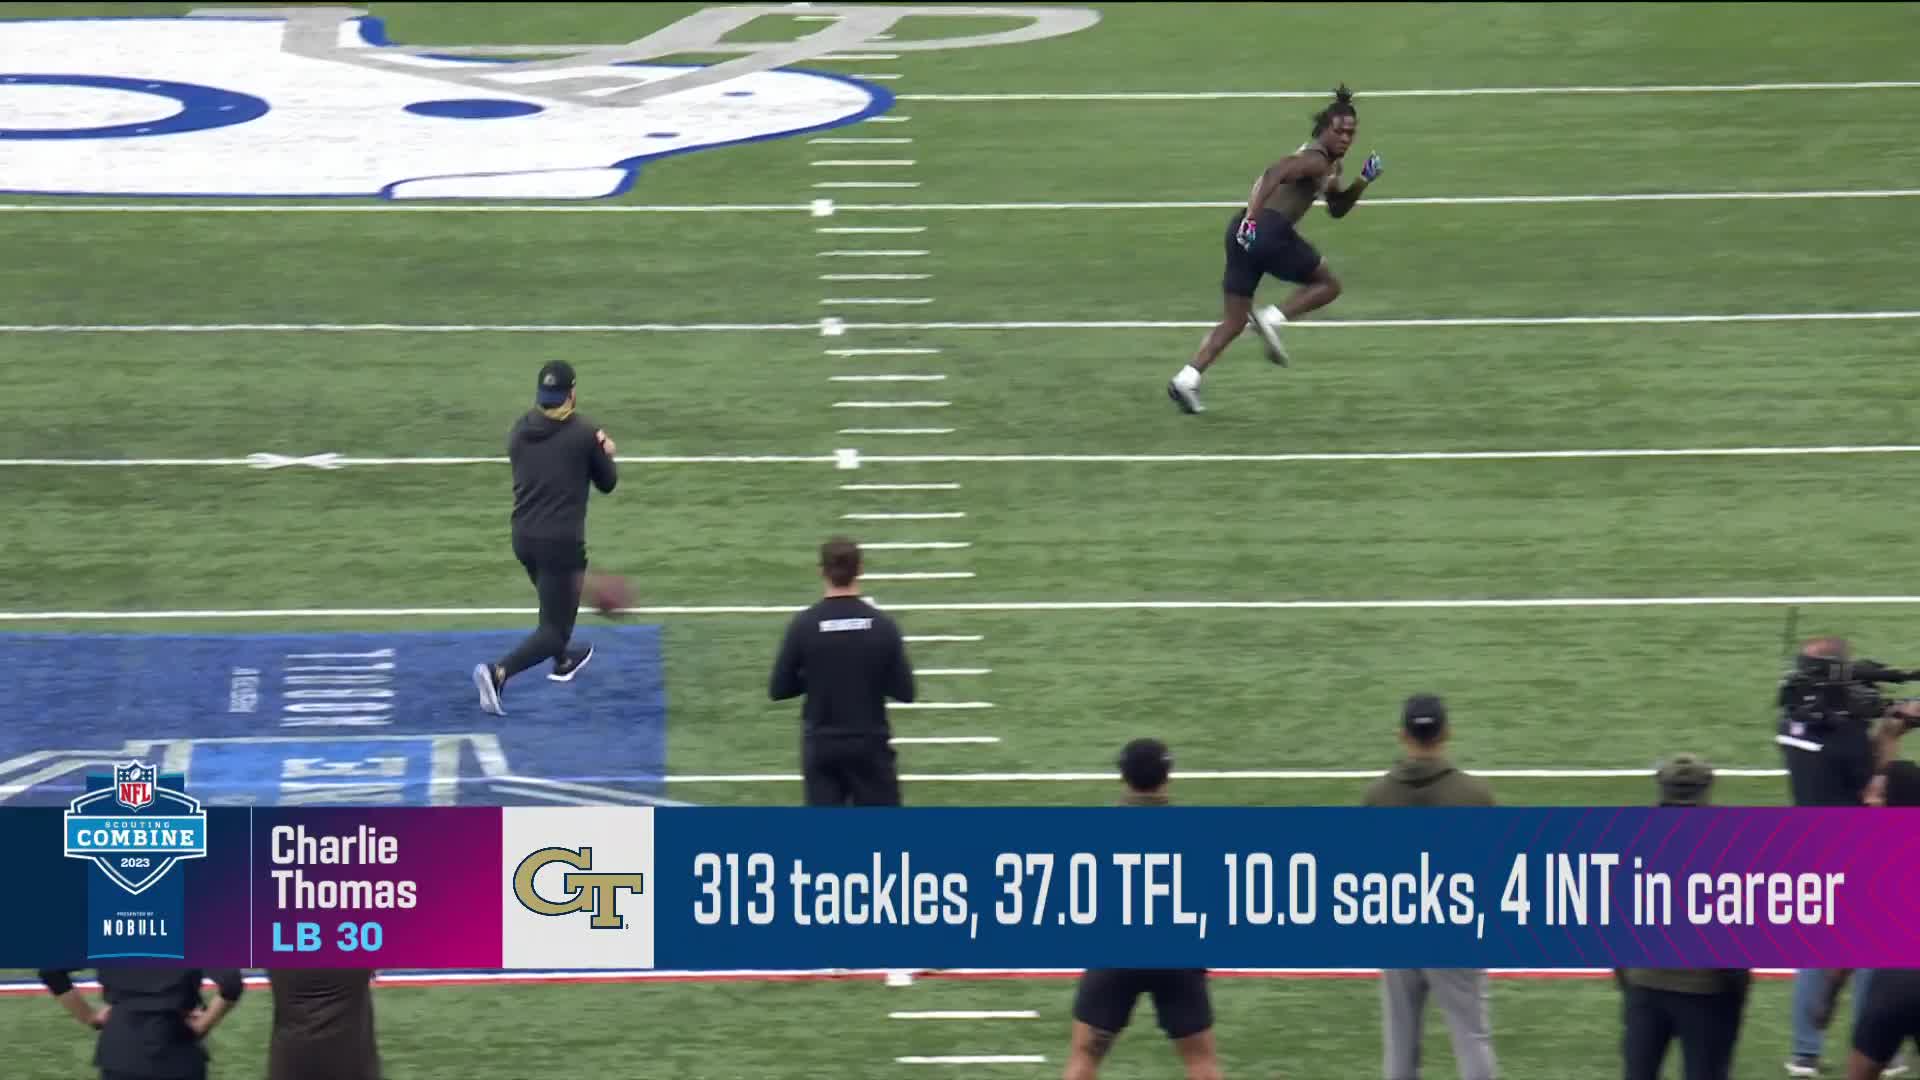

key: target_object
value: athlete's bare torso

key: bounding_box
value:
[1259,143,1341,223]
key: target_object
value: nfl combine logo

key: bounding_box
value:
[115,763,156,812]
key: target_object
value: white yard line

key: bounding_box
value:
[817,249,931,257]
[920,668,992,676]
[869,115,911,122]
[12,443,1920,470]
[898,79,1920,102]
[813,181,923,189]
[860,541,972,549]
[889,702,995,710]
[816,225,925,234]
[890,736,999,745]
[667,767,1791,784]
[7,188,1914,214]
[892,1011,1039,1020]
[863,572,977,581]
[819,273,933,281]
[810,159,918,167]
[905,635,985,642]
[829,345,940,355]
[810,138,914,146]
[841,482,960,490]
[831,400,951,408]
[830,375,947,382]
[820,297,935,305]
[8,594,1920,621]
[836,428,956,435]
[842,512,966,520]
[898,1057,1047,1066]
[9,310,1917,333]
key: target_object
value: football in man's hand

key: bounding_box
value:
[584,573,632,617]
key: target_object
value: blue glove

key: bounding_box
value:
[1361,151,1384,182]
[1235,214,1258,251]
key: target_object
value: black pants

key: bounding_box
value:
[802,738,901,806]
[499,535,586,679]
[1623,984,1746,1080]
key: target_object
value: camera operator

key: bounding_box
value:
[1779,636,1920,1077]
[1811,711,1920,1080]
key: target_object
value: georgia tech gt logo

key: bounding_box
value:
[513,847,646,930]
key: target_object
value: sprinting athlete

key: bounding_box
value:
[1168,84,1382,414]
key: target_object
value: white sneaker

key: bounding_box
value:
[1249,304,1290,366]
[1166,378,1204,414]
[472,664,506,716]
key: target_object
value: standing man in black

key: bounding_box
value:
[473,360,617,716]
[1616,754,1751,1080]
[265,968,381,1080]
[769,537,915,806]
[38,967,246,1080]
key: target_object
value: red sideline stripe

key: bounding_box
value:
[0,968,1799,996]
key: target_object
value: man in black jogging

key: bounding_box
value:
[769,537,916,806]
[473,360,617,716]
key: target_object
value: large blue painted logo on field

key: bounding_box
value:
[0,628,678,811]
[0,5,1097,200]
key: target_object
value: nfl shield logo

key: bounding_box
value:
[115,763,156,811]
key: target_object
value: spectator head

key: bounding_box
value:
[1655,753,1714,807]
[1867,761,1920,807]
[820,537,862,591]
[1400,693,1449,752]
[1118,738,1172,794]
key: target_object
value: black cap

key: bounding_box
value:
[536,361,576,407]
[1118,738,1172,791]
[1655,753,1714,807]
[1402,693,1448,741]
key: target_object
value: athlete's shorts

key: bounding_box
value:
[1222,209,1323,296]
[1855,969,1920,1065]
[1072,968,1213,1040]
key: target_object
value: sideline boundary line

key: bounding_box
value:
[4,595,1919,621]
[897,79,1920,102]
[660,767,1790,784]
[0,967,1805,996]
[3,188,1915,214]
[5,311,1916,333]
[9,444,1920,470]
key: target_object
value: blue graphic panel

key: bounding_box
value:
[0,629,669,808]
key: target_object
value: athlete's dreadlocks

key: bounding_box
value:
[1311,83,1357,136]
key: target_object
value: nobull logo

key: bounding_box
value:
[0,5,1098,200]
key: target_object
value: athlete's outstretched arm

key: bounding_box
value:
[1326,152,1383,218]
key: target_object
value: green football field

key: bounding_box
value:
[3,1,1919,1075]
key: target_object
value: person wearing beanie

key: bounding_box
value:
[1617,755,1751,1080]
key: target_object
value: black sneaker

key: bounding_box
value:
[549,643,594,682]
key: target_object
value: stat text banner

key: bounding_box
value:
[7,807,1920,969]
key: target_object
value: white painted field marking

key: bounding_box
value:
[831,400,951,408]
[811,159,917,167]
[11,310,1918,334]
[12,594,1920,622]
[816,249,930,257]
[8,188,1914,214]
[830,374,947,382]
[13,443,1920,470]
[905,635,985,642]
[842,483,959,491]
[868,115,911,122]
[816,224,925,232]
[890,736,1000,745]
[842,512,966,520]
[898,1057,1047,1066]
[819,273,933,281]
[665,767,1793,784]
[862,74,905,81]
[835,428,956,435]
[820,297,935,305]
[892,1011,1039,1020]
[813,181,922,189]
[920,668,992,676]
[899,79,1920,102]
[827,347,941,355]
[809,137,915,145]
[889,702,994,710]
[861,542,972,550]
[818,53,901,61]
[864,572,976,581]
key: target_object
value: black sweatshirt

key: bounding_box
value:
[40,967,245,1077]
[769,595,916,740]
[507,408,617,541]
